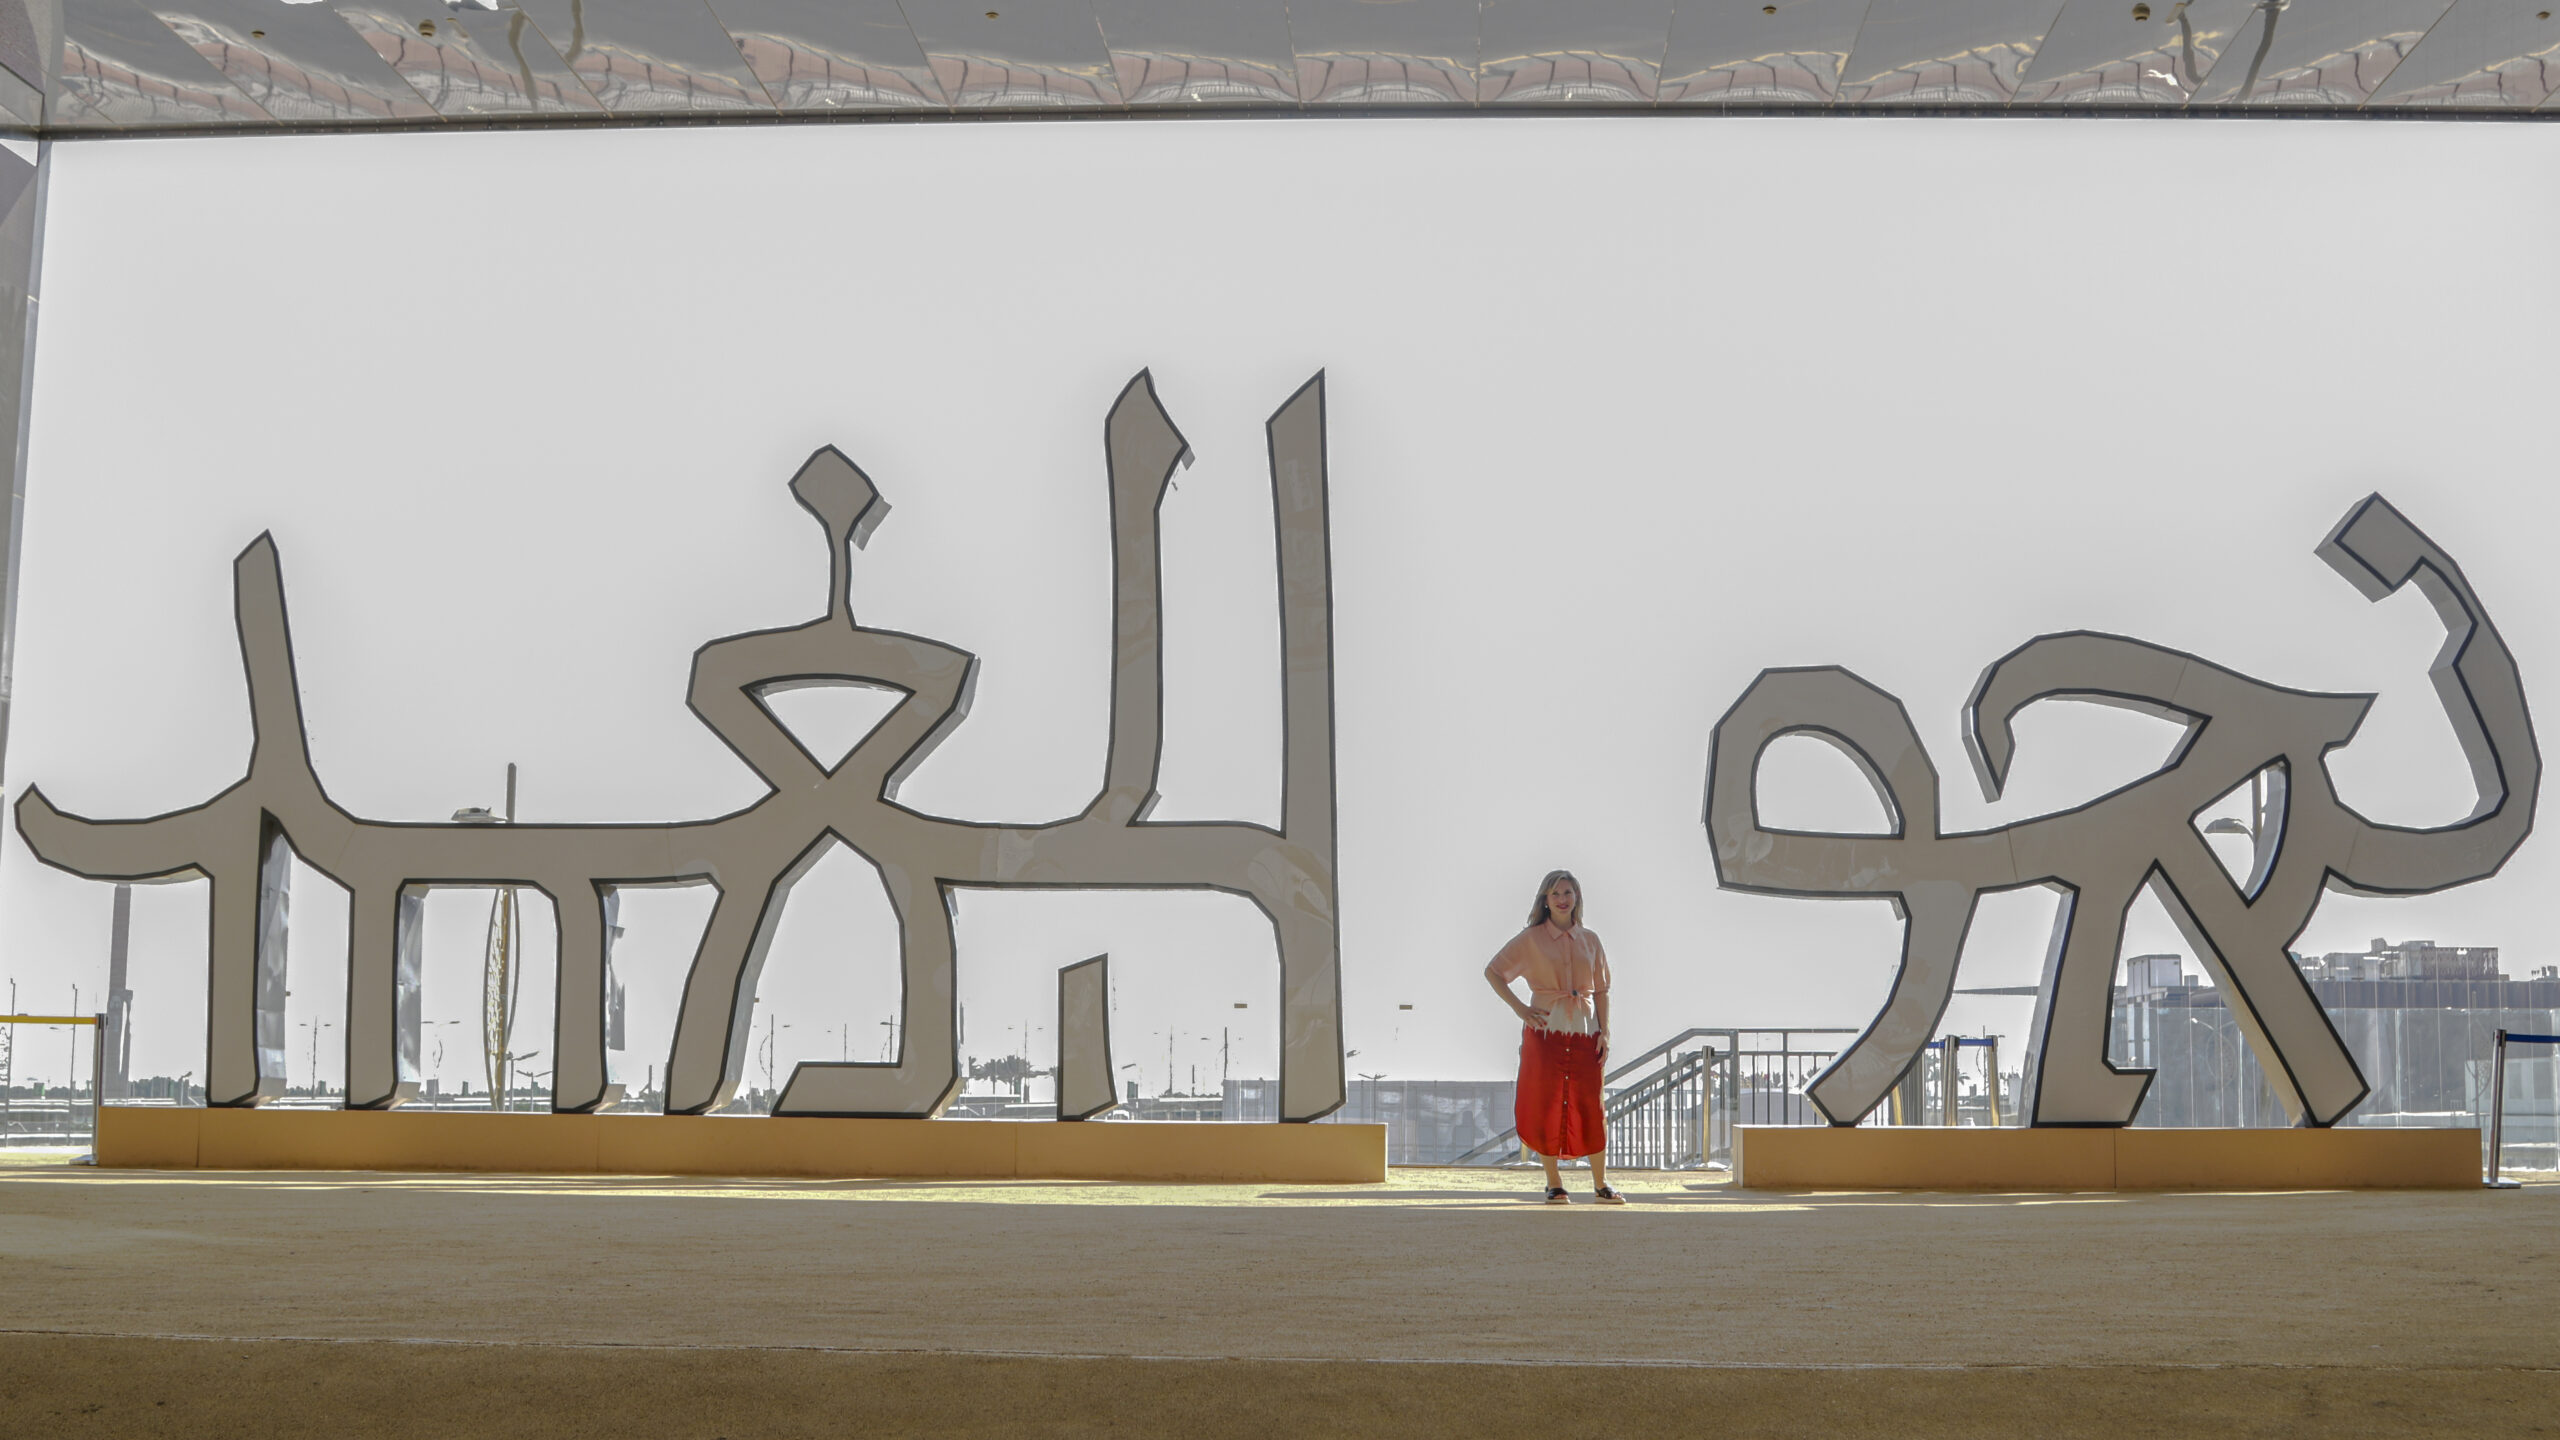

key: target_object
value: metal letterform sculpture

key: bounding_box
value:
[15,372,1347,1122]
[1708,496,2537,1127]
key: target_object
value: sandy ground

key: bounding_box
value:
[0,1156,2550,1437]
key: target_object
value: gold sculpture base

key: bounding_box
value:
[98,1106,1386,1185]
[1734,1124,2480,1191]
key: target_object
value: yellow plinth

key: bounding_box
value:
[97,1107,1386,1184]
[1735,1124,2480,1191]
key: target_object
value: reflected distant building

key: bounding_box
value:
[1226,1078,1516,1164]
[2113,941,2560,1163]
[2297,938,2516,983]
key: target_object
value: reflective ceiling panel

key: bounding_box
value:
[1837,0,2066,103]
[2365,0,2560,107]
[1659,0,1869,103]
[1287,0,1478,103]
[1479,0,1671,102]
[901,0,1121,108]
[0,67,35,127]
[41,0,2560,128]
[43,82,113,124]
[510,0,773,112]
[2013,0,2253,103]
[706,0,945,111]
[330,0,603,116]
[2187,0,2454,104]
[58,0,270,124]
[1089,0,1295,106]
[143,0,436,120]
[0,0,48,125]
[0,0,46,92]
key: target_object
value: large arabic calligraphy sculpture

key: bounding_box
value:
[14,372,1347,1122]
[1708,496,2537,1127]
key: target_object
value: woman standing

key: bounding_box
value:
[1484,870,1622,1204]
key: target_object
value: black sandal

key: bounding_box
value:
[1544,1186,1571,1205]
[1594,1185,1626,1205]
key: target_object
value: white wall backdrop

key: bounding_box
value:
[3,116,2555,1099]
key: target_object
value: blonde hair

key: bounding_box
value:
[1528,870,1582,929]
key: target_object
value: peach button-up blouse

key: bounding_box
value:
[1485,926,1610,1034]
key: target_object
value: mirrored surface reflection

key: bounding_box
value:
[2365,0,2560,107]
[2014,0,2251,104]
[1478,0,1670,102]
[0,71,34,127]
[1090,0,1296,105]
[0,147,35,529]
[42,0,2560,125]
[708,0,945,111]
[0,0,47,125]
[144,0,434,120]
[1287,0,1477,102]
[0,0,44,93]
[331,0,601,116]
[901,0,1120,107]
[2186,0,2452,104]
[511,0,772,112]
[58,0,270,124]
[1836,0,2065,103]
[1658,0,1869,104]
[43,83,114,122]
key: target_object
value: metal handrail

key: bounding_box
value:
[1597,1028,1728,1088]
[1604,1047,1712,1124]
[1449,1026,1858,1164]
[1601,1047,1716,1169]
[1449,1031,1721,1165]
[2487,1027,2560,1188]
[0,1012,107,1163]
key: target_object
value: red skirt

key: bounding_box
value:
[1516,1027,1606,1160]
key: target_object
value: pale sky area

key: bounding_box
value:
[1,116,2554,1106]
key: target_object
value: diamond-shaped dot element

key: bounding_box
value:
[789,447,884,545]
[756,682,903,773]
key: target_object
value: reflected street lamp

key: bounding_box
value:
[2202,766,2282,889]
[299,1019,333,1099]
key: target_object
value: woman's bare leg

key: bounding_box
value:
[1590,1155,1610,1193]
[1539,1152,1562,1191]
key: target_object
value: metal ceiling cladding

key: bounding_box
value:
[1836,0,2065,103]
[17,0,2560,132]
[1658,0,1870,105]
[2364,0,2560,109]
[56,0,270,126]
[707,0,944,111]
[144,0,435,120]
[40,81,96,119]
[509,0,772,113]
[1477,0,1672,103]
[0,0,50,123]
[2188,0,2456,105]
[329,1,602,117]
[901,0,1121,108]
[2011,0,2254,105]
[0,0,42,89]
[1088,0,1297,106]
[1287,0,1479,103]
[1484,0,1679,102]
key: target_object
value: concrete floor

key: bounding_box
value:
[0,1155,2550,1437]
